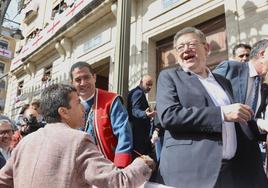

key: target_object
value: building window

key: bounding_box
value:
[23,2,39,25]
[0,63,4,74]
[51,0,68,20]
[17,81,24,96]
[162,0,181,9]
[0,40,8,50]
[41,65,52,88]
[26,28,42,43]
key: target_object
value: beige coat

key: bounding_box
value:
[0,123,152,188]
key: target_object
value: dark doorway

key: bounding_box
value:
[93,60,109,91]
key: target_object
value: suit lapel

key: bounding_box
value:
[176,68,216,106]
[213,73,234,104]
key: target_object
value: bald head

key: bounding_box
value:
[140,75,153,93]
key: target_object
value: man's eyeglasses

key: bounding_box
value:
[238,53,250,58]
[175,41,204,52]
[0,129,13,135]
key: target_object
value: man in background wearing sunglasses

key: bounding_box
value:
[232,43,251,63]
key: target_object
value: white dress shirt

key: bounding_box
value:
[184,68,237,159]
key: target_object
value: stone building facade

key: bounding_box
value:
[0,26,16,113]
[4,0,268,118]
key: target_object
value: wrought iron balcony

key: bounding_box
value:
[0,47,12,59]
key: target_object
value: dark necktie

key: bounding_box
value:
[251,76,261,113]
[256,83,268,118]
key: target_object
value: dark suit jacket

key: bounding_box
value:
[213,61,249,103]
[156,67,233,188]
[127,86,152,155]
[256,83,268,118]
[0,152,6,169]
[213,60,268,188]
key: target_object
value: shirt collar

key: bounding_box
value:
[248,61,258,78]
[182,67,213,80]
[80,91,95,103]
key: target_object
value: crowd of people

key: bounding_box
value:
[0,26,268,187]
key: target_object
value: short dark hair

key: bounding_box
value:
[40,84,76,123]
[69,61,94,80]
[19,104,30,115]
[232,43,251,56]
[249,39,268,59]
[173,27,206,48]
[31,99,40,108]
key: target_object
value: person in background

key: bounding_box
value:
[0,84,155,188]
[213,39,268,186]
[30,99,41,115]
[127,75,156,159]
[11,107,45,150]
[0,120,13,168]
[70,62,133,168]
[232,43,251,63]
[14,104,30,128]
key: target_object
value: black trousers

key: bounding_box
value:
[214,159,235,188]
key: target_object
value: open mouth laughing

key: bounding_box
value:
[183,54,196,61]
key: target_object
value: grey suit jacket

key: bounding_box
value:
[156,67,233,188]
[213,60,268,188]
[0,123,152,188]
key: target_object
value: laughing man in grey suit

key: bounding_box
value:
[156,27,257,188]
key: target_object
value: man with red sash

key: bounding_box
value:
[70,62,133,168]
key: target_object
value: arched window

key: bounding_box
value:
[0,40,8,50]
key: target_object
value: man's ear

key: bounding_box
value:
[204,42,210,55]
[58,107,68,120]
[259,49,265,58]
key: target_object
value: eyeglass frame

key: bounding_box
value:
[0,129,13,135]
[174,40,206,52]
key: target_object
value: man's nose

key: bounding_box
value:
[80,79,87,85]
[242,56,247,61]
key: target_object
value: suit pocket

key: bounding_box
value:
[165,138,193,148]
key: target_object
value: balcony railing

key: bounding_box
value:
[0,48,12,59]
[11,0,99,71]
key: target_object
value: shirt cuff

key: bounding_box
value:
[220,107,225,123]
[256,118,268,133]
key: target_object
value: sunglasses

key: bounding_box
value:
[238,53,250,58]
